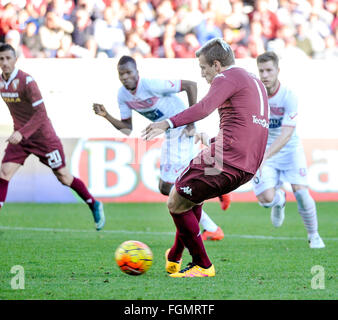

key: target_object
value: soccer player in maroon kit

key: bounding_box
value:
[142,38,269,278]
[0,43,105,231]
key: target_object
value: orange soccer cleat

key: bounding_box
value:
[201,226,224,241]
[219,193,231,211]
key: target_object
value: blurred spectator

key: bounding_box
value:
[17,8,30,33]
[25,0,48,21]
[93,6,125,58]
[0,0,336,59]
[247,20,267,57]
[125,29,152,58]
[315,33,338,58]
[174,32,201,58]
[0,3,19,42]
[295,20,314,57]
[47,0,75,20]
[249,0,281,40]
[268,24,309,60]
[39,10,74,57]
[71,7,97,57]
[5,29,28,58]
[195,10,223,44]
[174,0,204,36]
[22,21,45,57]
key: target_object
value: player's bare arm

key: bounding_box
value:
[181,80,197,107]
[264,126,295,161]
[256,126,295,177]
[180,80,197,137]
[142,120,169,140]
[93,103,132,136]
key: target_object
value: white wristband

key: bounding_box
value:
[166,119,174,129]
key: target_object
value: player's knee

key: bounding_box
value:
[257,193,274,206]
[0,165,15,180]
[55,171,72,186]
[167,195,177,212]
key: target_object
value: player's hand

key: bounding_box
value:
[141,121,169,140]
[93,103,107,117]
[194,132,210,146]
[182,123,196,137]
[7,131,23,145]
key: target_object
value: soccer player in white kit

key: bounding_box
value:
[93,55,225,241]
[253,51,325,249]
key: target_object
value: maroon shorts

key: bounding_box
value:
[175,160,254,204]
[2,137,66,170]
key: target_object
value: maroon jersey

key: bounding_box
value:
[0,68,57,141]
[169,66,269,174]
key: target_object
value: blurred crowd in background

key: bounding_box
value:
[0,0,337,60]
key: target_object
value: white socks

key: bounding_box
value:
[200,210,218,232]
[294,189,318,236]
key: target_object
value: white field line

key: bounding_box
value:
[0,225,337,241]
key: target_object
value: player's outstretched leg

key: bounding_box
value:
[168,206,215,277]
[218,193,231,211]
[200,209,224,241]
[294,188,325,249]
[54,167,105,230]
[70,177,105,231]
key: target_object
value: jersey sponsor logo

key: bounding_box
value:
[252,115,269,129]
[269,118,282,129]
[299,168,307,177]
[1,92,21,103]
[140,108,164,121]
[1,92,19,98]
[180,186,192,196]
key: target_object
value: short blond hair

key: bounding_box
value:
[196,38,235,67]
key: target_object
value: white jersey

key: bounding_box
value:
[117,78,198,183]
[117,78,187,122]
[266,83,301,169]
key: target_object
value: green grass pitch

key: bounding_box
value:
[0,201,337,300]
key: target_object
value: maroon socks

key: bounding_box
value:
[70,177,96,210]
[169,205,211,269]
[0,178,9,208]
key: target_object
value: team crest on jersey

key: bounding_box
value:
[12,79,19,90]
[299,168,307,177]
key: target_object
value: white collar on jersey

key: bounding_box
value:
[2,68,19,89]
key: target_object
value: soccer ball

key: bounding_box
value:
[115,240,153,276]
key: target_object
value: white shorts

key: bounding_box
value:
[252,148,309,195]
[160,127,199,184]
